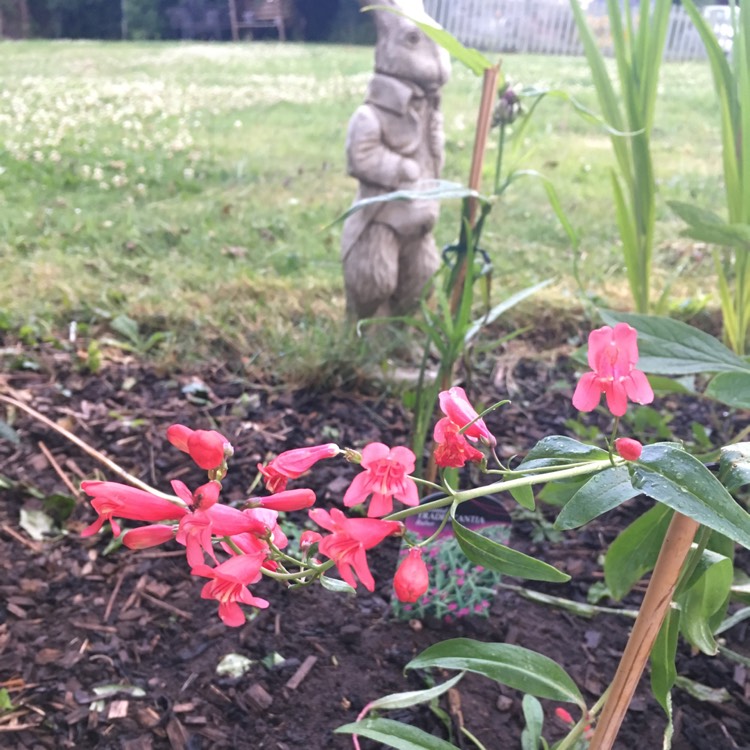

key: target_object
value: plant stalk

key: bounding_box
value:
[588,512,700,750]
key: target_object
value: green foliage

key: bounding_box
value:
[452,518,570,583]
[678,0,750,353]
[407,638,584,706]
[570,0,671,313]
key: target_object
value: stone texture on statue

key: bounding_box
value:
[341,0,451,320]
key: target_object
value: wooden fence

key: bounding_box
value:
[423,0,731,61]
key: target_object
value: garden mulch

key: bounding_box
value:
[1,332,749,750]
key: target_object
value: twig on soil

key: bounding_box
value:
[38,440,81,499]
[140,591,193,621]
[103,567,129,624]
[285,655,318,690]
[0,393,174,500]
[0,523,42,553]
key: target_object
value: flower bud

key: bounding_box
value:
[393,548,429,603]
[615,437,643,461]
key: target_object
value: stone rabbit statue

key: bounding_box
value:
[341,0,451,320]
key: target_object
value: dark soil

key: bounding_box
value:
[1,337,749,750]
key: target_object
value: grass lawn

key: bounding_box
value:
[0,40,725,378]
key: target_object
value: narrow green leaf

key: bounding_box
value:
[674,675,731,703]
[519,436,609,470]
[715,606,750,636]
[650,608,679,714]
[538,478,588,508]
[407,638,583,706]
[464,279,553,345]
[520,694,545,750]
[555,466,639,530]
[599,309,750,374]
[335,718,458,749]
[719,442,750,493]
[453,519,569,583]
[604,503,673,600]
[634,443,750,548]
[320,576,356,595]
[0,420,19,445]
[362,5,493,76]
[705,371,750,409]
[364,672,464,713]
[668,201,750,248]
[330,181,487,226]
[677,549,733,655]
[509,485,535,511]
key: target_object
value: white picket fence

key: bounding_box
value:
[423,0,731,61]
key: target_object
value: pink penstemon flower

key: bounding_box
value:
[342,442,419,517]
[191,554,269,627]
[258,443,340,493]
[80,480,188,537]
[433,417,485,468]
[309,507,401,591]
[166,424,233,470]
[438,386,497,447]
[572,323,654,417]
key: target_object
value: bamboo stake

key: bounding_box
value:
[589,511,700,750]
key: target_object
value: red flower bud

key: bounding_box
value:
[393,548,429,603]
[615,437,643,461]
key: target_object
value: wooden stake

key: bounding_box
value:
[589,512,700,750]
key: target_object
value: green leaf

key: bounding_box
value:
[362,5,493,76]
[705,371,750,409]
[362,671,464,713]
[715,605,750,636]
[453,519,569,583]
[519,436,609,470]
[0,687,14,711]
[331,180,487,226]
[599,309,750,374]
[0,420,19,444]
[509,485,535,511]
[464,279,553,345]
[674,675,731,704]
[538,478,588,508]
[719,442,750,493]
[110,314,141,345]
[677,549,733,655]
[604,503,673,600]
[335,718,458,749]
[406,638,583,706]
[650,608,679,714]
[554,466,639,530]
[520,694,545,750]
[668,201,750,248]
[320,576,356,595]
[633,443,750,548]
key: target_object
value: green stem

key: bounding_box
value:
[460,725,488,750]
[385,459,616,521]
[555,689,610,750]
[493,122,506,195]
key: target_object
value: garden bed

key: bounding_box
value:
[0,336,748,750]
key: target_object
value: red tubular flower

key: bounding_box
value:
[253,488,316,512]
[615,437,643,461]
[80,481,188,537]
[309,507,401,591]
[342,442,419,517]
[258,443,340,493]
[554,707,574,725]
[438,386,497,447]
[393,548,429,603]
[191,554,269,627]
[572,323,654,417]
[170,479,221,510]
[300,530,322,551]
[433,417,485,468]
[167,424,233,470]
[122,524,176,549]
